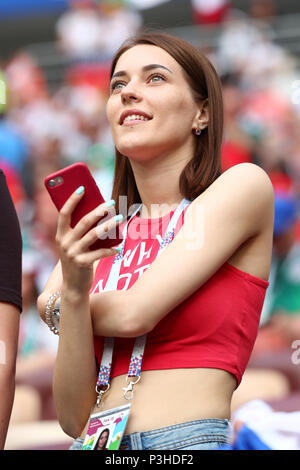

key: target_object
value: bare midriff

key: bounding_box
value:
[95,367,237,434]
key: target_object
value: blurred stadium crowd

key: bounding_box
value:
[1,0,300,449]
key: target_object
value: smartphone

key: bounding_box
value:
[44,162,122,250]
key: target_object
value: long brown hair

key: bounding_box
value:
[109,31,223,215]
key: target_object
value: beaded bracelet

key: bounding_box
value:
[45,291,61,335]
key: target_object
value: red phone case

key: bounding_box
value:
[44,162,122,250]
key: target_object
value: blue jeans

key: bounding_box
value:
[70,419,230,450]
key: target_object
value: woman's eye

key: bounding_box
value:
[110,81,126,92]
[110,73,165,92]
[148,74,165,83]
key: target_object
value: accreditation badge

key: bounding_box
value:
[81,403,131,450]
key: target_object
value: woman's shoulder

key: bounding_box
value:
[197,163,273,213]
[223,162,272,183]
[205,163,274,199]
[185,163,274,240]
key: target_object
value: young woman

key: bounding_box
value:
[38,32,274,450]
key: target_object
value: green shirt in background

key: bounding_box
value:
[261,243,300,324]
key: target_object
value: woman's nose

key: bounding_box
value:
[121,84,142,104]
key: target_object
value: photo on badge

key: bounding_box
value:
[81,403,131,450]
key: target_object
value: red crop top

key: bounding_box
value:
[92,207,269,387]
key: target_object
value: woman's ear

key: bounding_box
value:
[193,99,209,132]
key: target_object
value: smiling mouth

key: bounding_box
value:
[123,114,150,124]
[120,112,153,126]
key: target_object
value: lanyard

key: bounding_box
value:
[95,198,190,405]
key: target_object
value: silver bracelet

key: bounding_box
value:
[45,291,61,335]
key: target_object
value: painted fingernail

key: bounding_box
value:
[114,214,123,222]
[76,186,85,195]
[114,246,122,252]
[106,199,115,207]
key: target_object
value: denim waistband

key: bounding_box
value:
[120,418,230,451]
[70,418,230,451]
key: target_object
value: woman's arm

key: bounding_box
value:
[37,259,98,321]
[50,191,122,438]
[36,248,97,438]
[53,289,97,438]
[0,303,19,449]
[91,163,274,337]
[37,261,63,320]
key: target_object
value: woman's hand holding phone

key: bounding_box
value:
[56,186,123,295]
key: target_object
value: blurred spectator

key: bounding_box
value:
[65,62,111,92]
[0,159,26,210]
[57,0,142,98]
[221,74,254,172]
[0,112,28,174]
[224,399,300,450]
[0,69,7,115]
[287,119,300,201]
[191,0,231,25]
[56,0,104,61]
[249,0,277,23]
[242,89,296,150]
[17,97,75,165]
[18,231,58,358]
[5,51,48,108]
[86,142,114,200]
[56,0,142,62]
[216,12,291,87]
[29,187,60,294]
[95,0,142,60]
[254,190,300,354]
[268,170,295,196]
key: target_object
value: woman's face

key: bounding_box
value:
[97,430,109,449]
[106,44,201,162]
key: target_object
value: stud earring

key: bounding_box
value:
[194,128,202,136]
